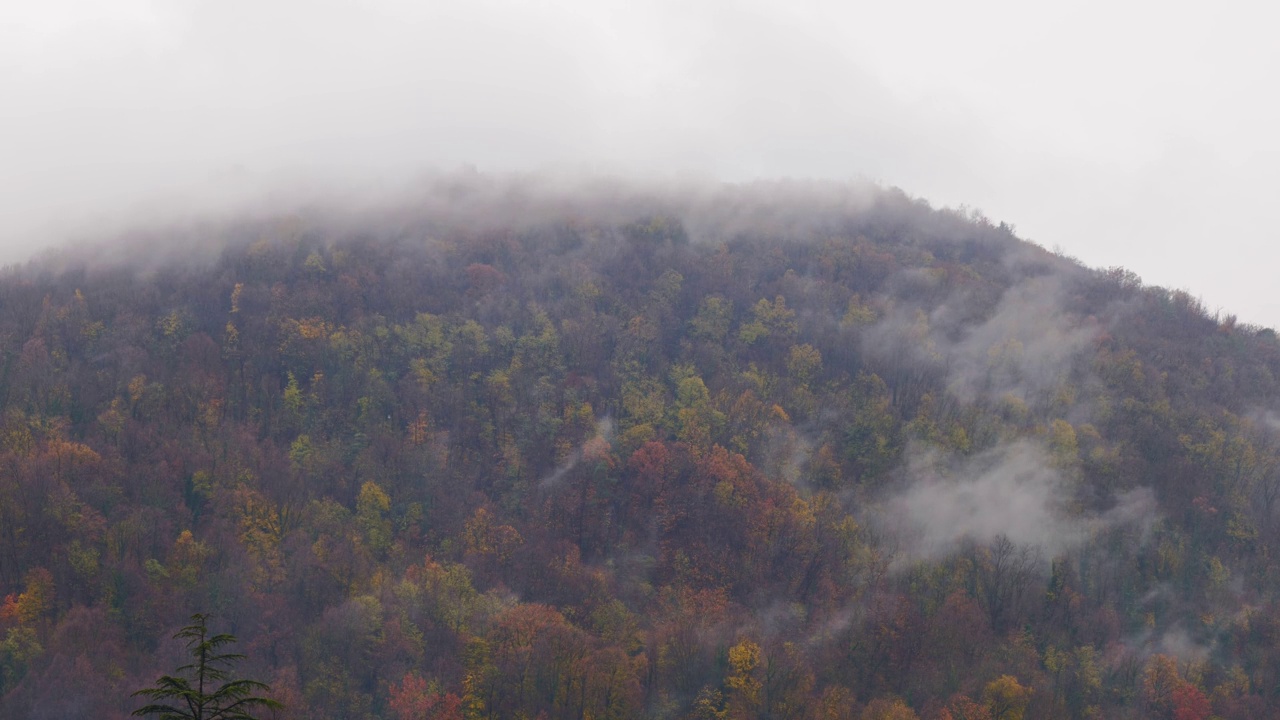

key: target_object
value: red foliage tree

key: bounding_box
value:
[388,673,463,720]
[1171,683,1210,720]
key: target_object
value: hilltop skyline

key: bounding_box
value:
[4,0,1280,325]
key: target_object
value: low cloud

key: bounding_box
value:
[864,270,1100,409]
[874,440,1157,564]
[940,273,1100,404]
[540,416,614,489]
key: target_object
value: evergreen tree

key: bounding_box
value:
[132,614,281,720]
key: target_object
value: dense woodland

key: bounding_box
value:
[4,177,1280,719]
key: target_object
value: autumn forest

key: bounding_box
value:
[2,177,1280,719]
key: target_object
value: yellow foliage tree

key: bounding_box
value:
[983,675,1032,720]
[725,639,763,713]
[356,481,393,555]
[860,696,919,720]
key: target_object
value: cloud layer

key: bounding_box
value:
[4,0,1280,324]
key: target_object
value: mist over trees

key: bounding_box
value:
[2,175,1280,719]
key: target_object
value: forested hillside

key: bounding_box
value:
[4,177,1280,719]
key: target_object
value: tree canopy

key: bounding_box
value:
[1,178,1280,718]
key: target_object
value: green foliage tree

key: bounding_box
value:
[132,614,282,720]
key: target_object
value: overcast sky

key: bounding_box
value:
[4,0,1279,325]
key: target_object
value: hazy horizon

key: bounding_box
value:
[5,0,1279,325]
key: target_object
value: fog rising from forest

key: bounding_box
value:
[57,169,1197,570]
[6,166,1280,718]
[878,441,1159,564]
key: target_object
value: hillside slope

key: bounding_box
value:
[2,177,1279,719]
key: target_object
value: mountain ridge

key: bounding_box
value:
[0,175,1276,719]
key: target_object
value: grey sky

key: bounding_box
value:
[4,0,1279,325]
